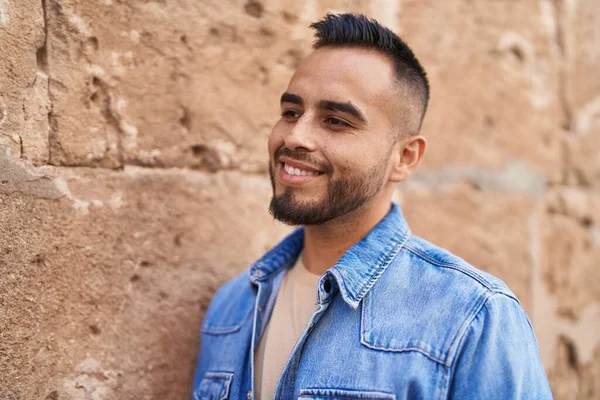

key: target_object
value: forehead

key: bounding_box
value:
[286,47,397,118]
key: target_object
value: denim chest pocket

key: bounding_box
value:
[298,388,396,400]
[193,371,233,400]
[202,283,254,335]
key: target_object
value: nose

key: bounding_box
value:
[283,114,317,152]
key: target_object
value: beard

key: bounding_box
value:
[268,158,388,226]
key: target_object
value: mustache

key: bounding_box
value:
[275,148,330,173]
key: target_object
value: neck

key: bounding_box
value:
[301,199,393,275]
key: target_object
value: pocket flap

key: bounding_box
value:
[193,371,233,400]
[298,388,396,399]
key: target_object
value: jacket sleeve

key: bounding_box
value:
[448,293,553,399]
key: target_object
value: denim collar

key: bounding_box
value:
[249,202,412,309]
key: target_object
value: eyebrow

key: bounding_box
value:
[280,92,367,124]
[280,92,303,106]
[317,100,367,123]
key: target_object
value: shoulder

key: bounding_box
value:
[202,269,255,335]
[361,234,528,367]
[403,235,515,296]
[448,282,551,397]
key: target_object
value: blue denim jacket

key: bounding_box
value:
[192,202,552,399]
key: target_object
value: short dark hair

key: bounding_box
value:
[310,13,429,135]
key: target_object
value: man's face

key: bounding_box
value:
[268,47,401,226]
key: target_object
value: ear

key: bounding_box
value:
[388,135,427,183]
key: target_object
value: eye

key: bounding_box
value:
[325,117,350,127]
[281,109,300,119]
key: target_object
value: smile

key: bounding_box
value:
[279,162,324,184]
[283,163,323,176]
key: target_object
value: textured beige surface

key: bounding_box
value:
[1,0,599,399]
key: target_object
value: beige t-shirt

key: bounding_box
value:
[254,251,321,400]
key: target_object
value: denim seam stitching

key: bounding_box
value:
[202,325,240,335]
[436,365,450,400]
[351,227,411,303]
[404,243,498,291]
[360,291,450,367]
[360,271,494,368]
[360,339,450,367]
[250,227,304,282]
[194,371,234,400]
[298,387,396,399]
[202,299,254,334]
[445,290,492,368]
[443,292,496,397]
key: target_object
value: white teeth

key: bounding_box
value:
[283,163,320,177]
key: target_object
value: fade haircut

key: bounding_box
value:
[310,13,429,136]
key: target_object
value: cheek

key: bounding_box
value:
[326,146,368,175]
[267,126,284,156]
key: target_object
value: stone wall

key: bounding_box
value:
[0,0,598,399]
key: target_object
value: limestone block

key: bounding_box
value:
[548,336,585,398]
[557,0,600,187]
[0,0,46,162]
[565,0,600,122]
[548,336,600,400]
[399,0,562,178]
[0,150,289,399]
[41,0,317,171]
[541,213,600,319]
[546,187,600,226]
[21,72,51,164]
[565,127,600,188]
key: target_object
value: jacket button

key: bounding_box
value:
[247,390,253,399]
[258,306,263,312]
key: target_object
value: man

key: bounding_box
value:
[192,13,552,400]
